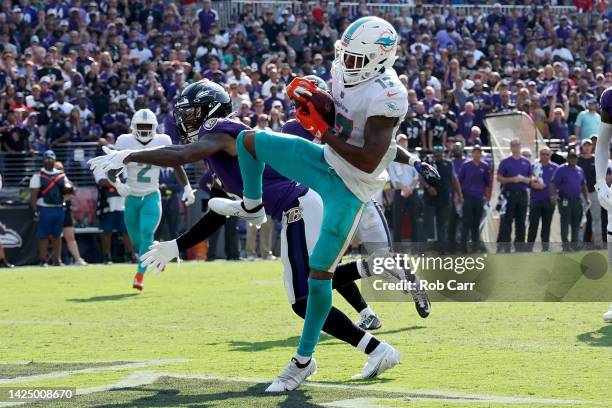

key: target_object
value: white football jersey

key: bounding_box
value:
[326,67,408,202]
[114,133,173,196]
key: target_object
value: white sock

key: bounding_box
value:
[360,306,374,318]
[243,197,262,210]
[356,332,373,353]
[293,353,310,365]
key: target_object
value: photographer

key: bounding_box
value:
[29,150,73,267]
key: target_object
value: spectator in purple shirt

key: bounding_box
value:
[83,115,103,142]
[197,0,218,36]
[448,142,467,244]
[457,102,476,144]
[101,100,129,138]
[264,86,286,113]
[459,145,491,244]
[497,139,533,244]
[550,149,589,243]
[527,147,558,247]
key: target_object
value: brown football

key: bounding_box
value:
[308,90,336,127]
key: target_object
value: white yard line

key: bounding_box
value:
[149,371,587,405]
[0,367,589,407]
[0,319,194,329]
[0,359,189,385]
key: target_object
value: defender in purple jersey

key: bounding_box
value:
[594,86,612,322]
[89,80,407,379]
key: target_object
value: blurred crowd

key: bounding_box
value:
[0,0,611,263]
[0,0,610,155]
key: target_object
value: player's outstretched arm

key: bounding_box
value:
[140,187,229,272]
[124,133,237,167]
[322,115,395,173]
[394,144,440,184]
[393,144,420,166]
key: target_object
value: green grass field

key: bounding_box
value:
[1,260,612,407]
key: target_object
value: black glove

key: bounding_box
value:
[414,161,440,185]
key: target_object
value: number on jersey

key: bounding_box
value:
[137,164,153,183]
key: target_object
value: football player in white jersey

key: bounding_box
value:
[205,16,437,391]
[112,109,195,290]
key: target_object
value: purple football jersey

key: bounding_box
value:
[199,117,307,220]
[281,119,314,141]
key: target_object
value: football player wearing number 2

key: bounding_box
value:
[208,17,419,391]
[113,109,195,291]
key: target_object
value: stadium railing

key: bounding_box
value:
[217,1,576,25]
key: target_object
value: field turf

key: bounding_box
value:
[1,259,611,407]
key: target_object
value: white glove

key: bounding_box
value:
[182,184,196,206]
[88,146,133,176]
[596,180,612,212]
[113,179,131,197]
[141,240,179,274]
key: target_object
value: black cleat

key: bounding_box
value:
[407,273,431,318]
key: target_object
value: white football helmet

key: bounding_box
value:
[333,16,398,85]
[131,109,158,144]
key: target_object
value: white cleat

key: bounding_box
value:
[208,198,267,226]
[352,341,400,380]
[265,358,317,392]
[604,304,612,323]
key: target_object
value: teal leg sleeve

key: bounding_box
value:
[124,196,142,257]
[237,130,265,200]
[297,278,333,357]
[137,192,161,274]
[251,130,330,193]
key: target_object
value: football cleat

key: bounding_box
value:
[357,313,382,330]
[208,198,267,226]
[363,250,431,318]
[352,341,400,379]
[603,304,612,323]
[265,357,317,392]
[0,259,14,268]
[407,274,431,318]
[133,273,144,291]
